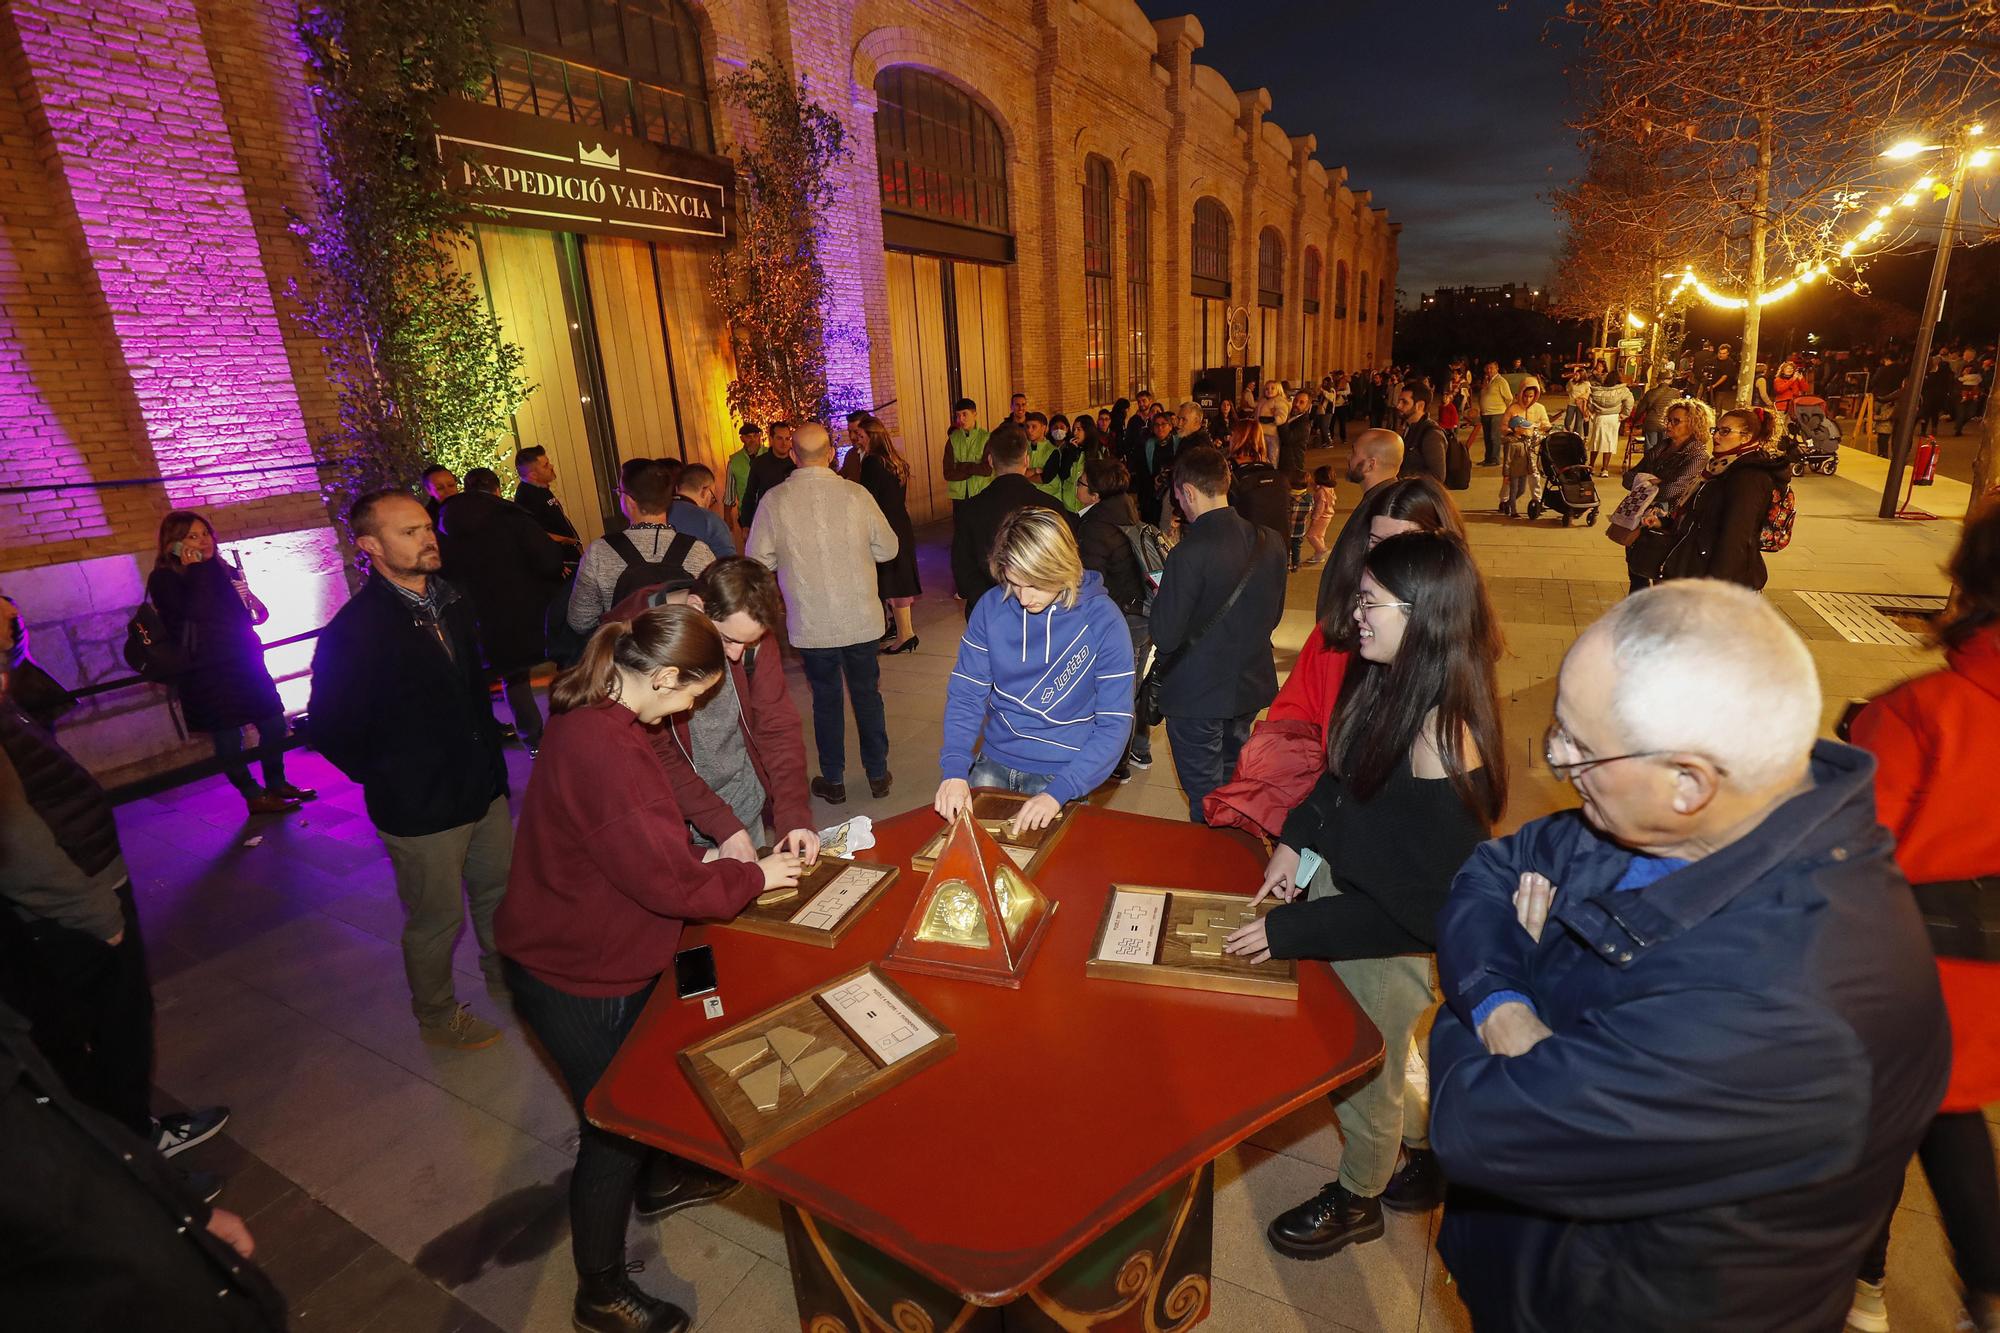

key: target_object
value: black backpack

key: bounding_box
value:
[1444,423,1472,491]
[605,530,699,612]
[122,601,188,682]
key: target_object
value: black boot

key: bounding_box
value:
[1266,1181,1385,1259]
[1380,1146,1445,1213]
[573,1264,690,1333]
[635,1155,742,1219]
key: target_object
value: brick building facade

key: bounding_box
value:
[0,0,1395,774]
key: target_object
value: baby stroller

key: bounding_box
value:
[1786,396,1841,476]
[1526,430,1601,526]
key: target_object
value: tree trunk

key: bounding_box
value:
[1736,104,1772,409]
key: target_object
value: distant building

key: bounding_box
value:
[1420,284,1548,315]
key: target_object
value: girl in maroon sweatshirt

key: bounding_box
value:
[496,606,799,1333]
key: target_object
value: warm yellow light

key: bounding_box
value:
[1883,139,1935,159]
[1625,311,1646,330]
[1860,220,1885,240]
[1800,269,1818,285]
[1973,124,1987,136]
[1839,240,1858,256]
[1898,192,1919,206]
[1874,206,1891,218]
[1973,149,1995,168]
[1916,175,1936,190]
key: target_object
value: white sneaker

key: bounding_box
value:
[1848,1278,1890,1333]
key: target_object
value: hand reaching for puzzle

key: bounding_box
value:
[1222,914,1271,964]
[759,851,803,891]
[1007,793,1062,838]
[1250,844,1301,906]
[934,778,972,822]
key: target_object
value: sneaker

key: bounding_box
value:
[179,1166,223,1205]
[1380,1146,1444,1213]
[635,1159,742,1218]
[811,777,846,805]
[573,1264,690,1333]
[1848,1278,1889,1333]
[1265,1181,1385,1259]
[1127,754,1152,771]
[1111,762,1131,782]
[155,1107,230,1158]
[868,772,893,800]
[419,1005,503,1051]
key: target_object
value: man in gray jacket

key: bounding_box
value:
[747,422,900,805]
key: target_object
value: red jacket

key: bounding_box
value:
[1850,626,2000,1111]
[1203,629,1351,837]
[495,701,764,996]
[607,584,812,844]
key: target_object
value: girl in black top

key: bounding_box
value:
[1225,529,1506,1258]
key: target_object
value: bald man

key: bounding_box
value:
[1309,429,1408,620]
[746,422,900,805]
[1430,580,1949,1332]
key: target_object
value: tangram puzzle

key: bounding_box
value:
[705,1025,847,1113]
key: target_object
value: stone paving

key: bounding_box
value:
[128,441,1981,1332]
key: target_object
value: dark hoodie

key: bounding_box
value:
[1657,447,1794,590]
[438,489,569,673]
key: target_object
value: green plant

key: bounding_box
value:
[710,62,851,428]
[290,0,531,529]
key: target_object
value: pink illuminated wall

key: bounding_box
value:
[7,0,316,511]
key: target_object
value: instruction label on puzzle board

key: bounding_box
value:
[788,864,888,931]
[818,975,939,1065]
[1096,889,1166,964]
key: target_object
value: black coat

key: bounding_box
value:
[1229,461,1293,547]
[307,575,507,838]
[0,1001,288,1331]
[1149,507,1286,719]
[949,473,1068,606]
[1397,418,1449,485]
[512,482,578,543]
[860,454,922,601]
[1123,433,1182,525]
[1658,451,1793,591]
[1275,413,1317,487]
[145,560,281,733]
[437,490,568,674]
[1077,491,1147,615]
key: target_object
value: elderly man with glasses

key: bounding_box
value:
[1427,579,1948,1333]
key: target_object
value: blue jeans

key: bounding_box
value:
[968,758,1052,795]
[209,711,289,796]
[1125,613,1153,764]
[1480,414,1505,465]
[1164,712,1255,824]
[799,642,889,784]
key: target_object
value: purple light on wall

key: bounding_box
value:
[9,0,315,510]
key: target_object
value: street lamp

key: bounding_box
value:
[1878,131,1990,518]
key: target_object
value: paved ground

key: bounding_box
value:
[128,440,1981,1332]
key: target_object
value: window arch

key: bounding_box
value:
[1335,260,1349,319]
[1358,270,1370,323]
[1302,248,1322,315]
[874,67,1011,239]
[481,0,712,152]
[1082,155,1115,404]
[1377,278,1388,324]
[1257,228,1284,309]
[1126,173,1153,397]
[1191,197,1231,298]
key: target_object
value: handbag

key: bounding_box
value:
[1137,530,1272,728]
[1911,877,2000,961]
[121,600,188,683]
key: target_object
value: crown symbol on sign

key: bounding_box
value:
[578,142,621,169]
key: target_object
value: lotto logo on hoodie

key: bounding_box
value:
[1042,645,1091,705]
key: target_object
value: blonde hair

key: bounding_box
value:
[987,507,1084,609]
[1668,397,1715,447]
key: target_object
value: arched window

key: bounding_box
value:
[481,0,712,152]
[1191,197,1231,298]
[1126,173,1153,397]
[874,67,1011,248]
[1302,248,1322,315]
[1082,156,1115,404]
[1377,278,1388,324]
[1257,228,1284,309]
[1335,260,1349,319]
[1358,270,1370,323]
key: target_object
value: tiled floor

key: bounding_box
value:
[124,442,1980,1331]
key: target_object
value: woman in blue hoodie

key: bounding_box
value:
[934,507,1137,835]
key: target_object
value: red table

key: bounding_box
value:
[590,803,1383,1328]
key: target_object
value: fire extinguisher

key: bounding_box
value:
[1912,436,1940,487]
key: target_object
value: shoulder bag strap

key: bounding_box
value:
[1160,530,1271,679]
[603,531,644,568]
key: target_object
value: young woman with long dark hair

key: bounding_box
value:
[146,510,309,815]
[495,606,801,1333]
[853,414,922,653]
[1225,530,1506,1259]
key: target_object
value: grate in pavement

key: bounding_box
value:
[1794,591,1948,646]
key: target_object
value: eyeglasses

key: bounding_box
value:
[1542,719,1727,782]
[1351,592,1412,615]
[1712,425,1748,438]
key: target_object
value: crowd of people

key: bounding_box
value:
[5,352,2000,1333]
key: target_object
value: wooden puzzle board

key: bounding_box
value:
[713,857,900,948]
[1085,885,1299,1000]
[909,790,1076,877]
[677,966,955,1165]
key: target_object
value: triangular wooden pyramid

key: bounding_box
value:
[883,810,1055,988]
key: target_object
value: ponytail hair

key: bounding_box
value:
[549,604,725,714]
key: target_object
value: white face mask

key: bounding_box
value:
[1052,428,1068,441]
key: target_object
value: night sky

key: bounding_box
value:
[1143,0,1575,300]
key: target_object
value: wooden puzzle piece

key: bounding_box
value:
[790,1048,846,1096]
[707,1037,771,1077]
[756,885,800,907]
[767,1026,814,1066]
[739,1060,783,1112]
[1175,907,1255,959]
